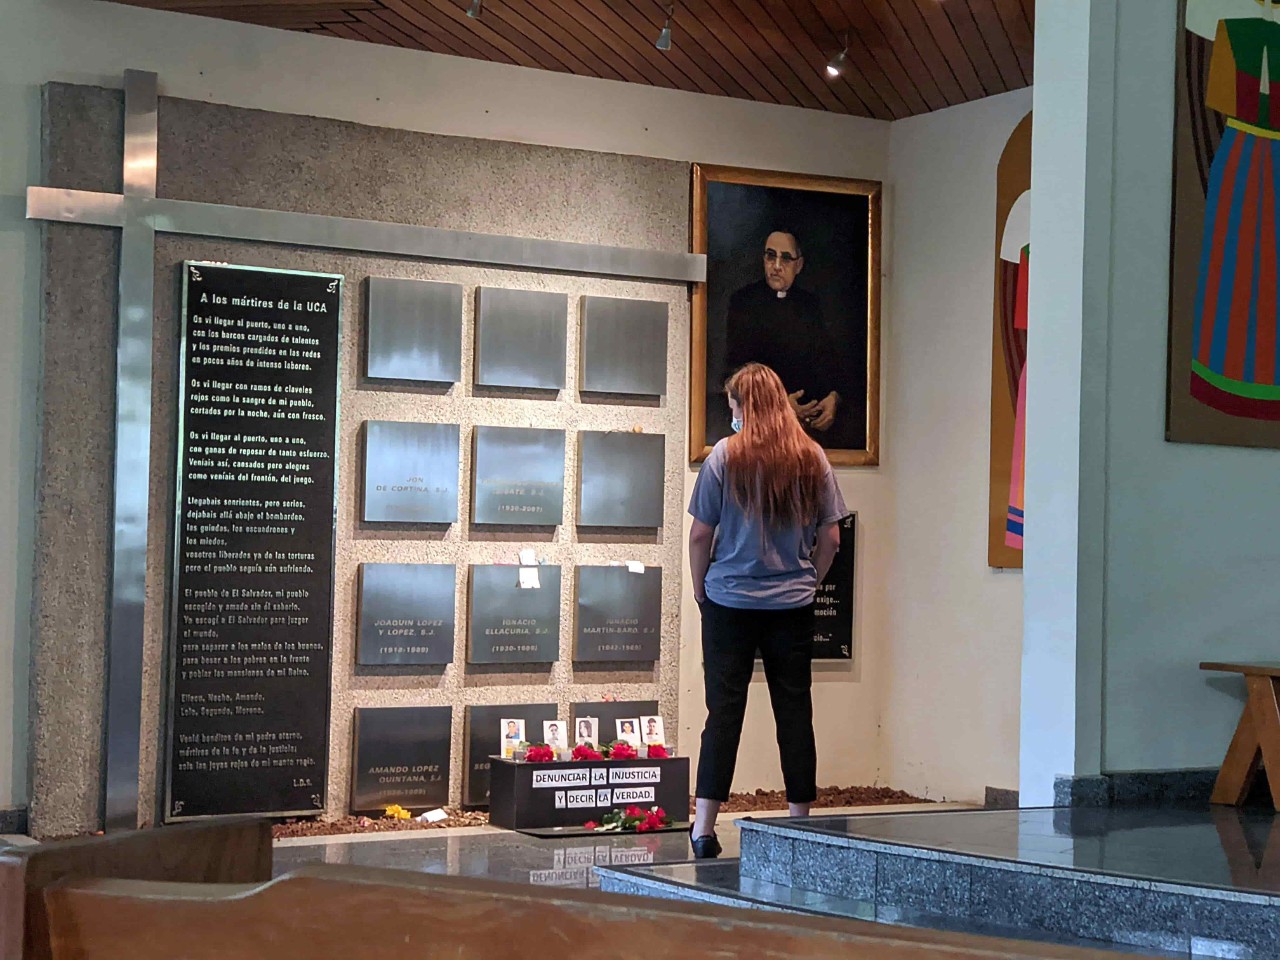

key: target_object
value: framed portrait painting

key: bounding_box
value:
[690,164,881,465]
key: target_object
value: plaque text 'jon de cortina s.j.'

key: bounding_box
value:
[166,262,342,820]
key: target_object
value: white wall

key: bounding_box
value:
[0,0,892,811]
[876,89,1031,802]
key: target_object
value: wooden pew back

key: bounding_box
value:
[38,863,1149,960]
[0,818,271,960]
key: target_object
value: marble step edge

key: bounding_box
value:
[735,819,1280,907]
[595,859,814,915]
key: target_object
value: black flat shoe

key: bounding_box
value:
[690,831,722,859]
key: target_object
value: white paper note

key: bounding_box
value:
[626,561,645,574]
[519,548,537,567]
[519,566,540,590]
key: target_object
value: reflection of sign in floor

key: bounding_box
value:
[813,513,856,660]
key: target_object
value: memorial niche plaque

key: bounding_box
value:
[575,566,662,662]
[468,565,561,664]
[166,262,342,821]
[474,287,568,390]
[366,277,463,383]
[472,426,565,525]
[579,296,668,397]
[351,706,451,814]
[813,513,856,661]
[357,563,457,666]
[363,420,460,523]
[463,703,557,806]
[577,431,665,528]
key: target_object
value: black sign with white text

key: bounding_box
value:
[165,262,342,821]
[813,514,855,660]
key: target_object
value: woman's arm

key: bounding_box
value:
[689,518,715,603]
[812,521,841,586]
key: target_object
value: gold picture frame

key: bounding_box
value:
[690,164,881,466]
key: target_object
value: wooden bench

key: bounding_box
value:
[0,817,271,960]
[36,864,1149,960]
[1201,661,1280,809]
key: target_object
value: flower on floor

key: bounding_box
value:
[646,744,669,759]
[585,805,671,834]
[524,743,556,762]
[606,740,638,761]
[383,804,411,820]
[572,743,603,761]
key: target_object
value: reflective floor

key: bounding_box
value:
[784,807,1280,895]
[273,824,722,889]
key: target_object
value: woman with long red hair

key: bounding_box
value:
[687,362,845,859]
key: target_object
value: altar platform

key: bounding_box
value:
[596,807,1280,958]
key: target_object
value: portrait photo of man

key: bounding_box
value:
[692,165,881,466]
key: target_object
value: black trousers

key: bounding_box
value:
[696,598,817,804]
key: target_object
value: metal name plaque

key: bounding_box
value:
[468,565,561,664]
[357,563,457,666]
[165,262,342,822]
[472,426,565,525]
[463,702,557,806]
[813,513,856,660]
[575,566,662,662]
[366,277,463,383]
[363,420,460,523]
[579,296,668,396]
[350,706,451,815]
[577,431,665,528]
[474,287,568,390]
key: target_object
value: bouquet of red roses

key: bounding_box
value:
[584,805,671,833]
[523,743,555,762]
[571,743,603,761]
[605,740,638,760]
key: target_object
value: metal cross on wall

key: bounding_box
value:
[26,69,705,831]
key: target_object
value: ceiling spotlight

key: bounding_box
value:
[655,4,673,51]
[466,0,481,18]
[826,46,848,78]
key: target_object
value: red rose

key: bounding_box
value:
[572,744,603,761]
[583,821,599,831]
[647,744,669,759]
[610,742,638,760]
[635,820,652,832]
[525,745,555,762]
[625,805,644,819]
[653,807,666,820]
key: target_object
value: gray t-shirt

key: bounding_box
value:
[688,439,847,610]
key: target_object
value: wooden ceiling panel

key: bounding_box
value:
[111,0,1034,118]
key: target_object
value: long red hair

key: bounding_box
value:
[724,363,829,529]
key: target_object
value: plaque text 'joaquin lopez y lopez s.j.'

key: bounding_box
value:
[166,262,342,820]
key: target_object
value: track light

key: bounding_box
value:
[466,0,481,18]
[826,45,848,78]
[655,4,673,51]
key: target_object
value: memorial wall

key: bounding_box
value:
[32,84,689,834]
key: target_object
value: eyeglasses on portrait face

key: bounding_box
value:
[764,248,801,265]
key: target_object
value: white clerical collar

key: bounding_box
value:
[776,290,787,299]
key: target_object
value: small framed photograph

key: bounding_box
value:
[640,715,665,746]
[500,717,525,758]
[615,718,642,746]
[543,720,568,750]
[575,717,598,746]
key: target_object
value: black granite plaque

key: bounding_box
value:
[463,703,557,807]
[575,566,662,662]
[570,700,659,745]
[472,426,565,525]
[357,563,457,665]
[577,431,665,528]
[813,513,856,660]
[363,420,460,523]
[350,706,451,814]
[166,262,342,821]
[468,565,561,663]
